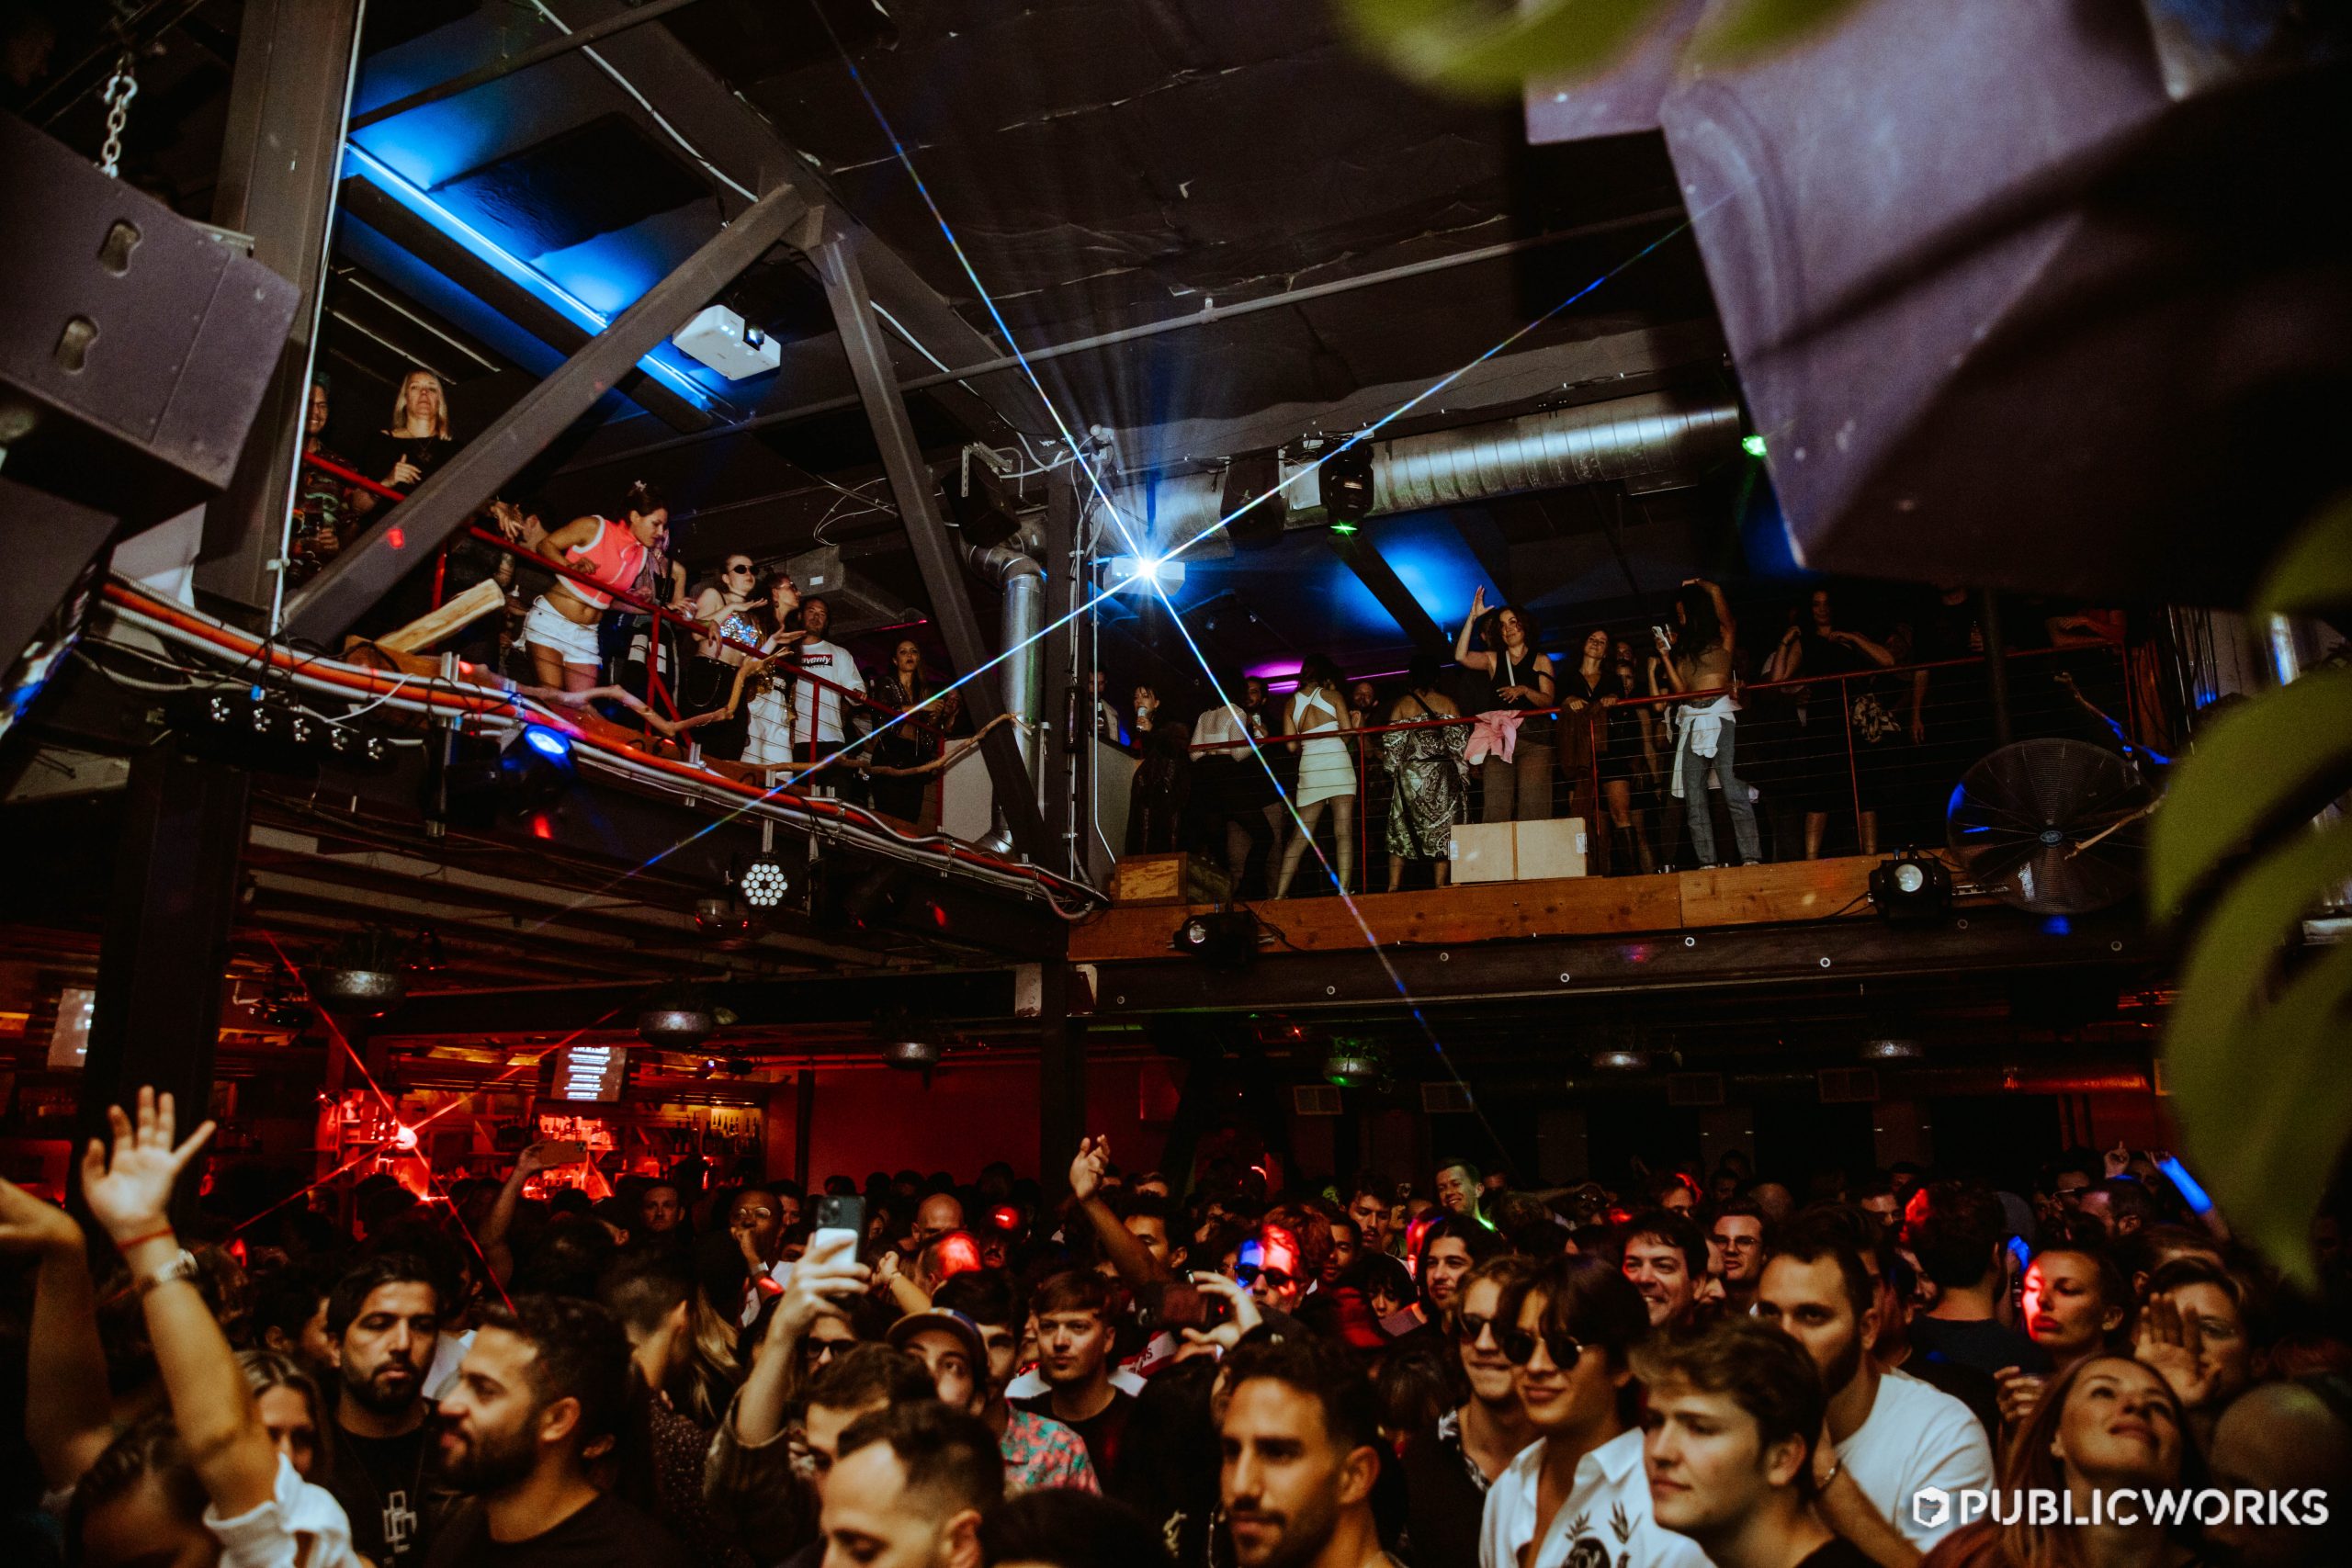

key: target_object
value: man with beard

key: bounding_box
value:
[324,1256,446,1568]
[1348,1178,1396,1258]
[428,1295,687,1568]
[1753,1216,1989,1566]
[637,1180,686,1241]
[1220,1336,1394,1568]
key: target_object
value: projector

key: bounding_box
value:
[672,305,781,381]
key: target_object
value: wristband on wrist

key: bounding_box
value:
[117,1225,177,1252]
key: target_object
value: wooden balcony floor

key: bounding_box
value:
[1069,854,1979,964]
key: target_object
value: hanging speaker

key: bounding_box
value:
[1220,455,1287,550]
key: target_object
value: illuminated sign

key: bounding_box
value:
[551,1045,628,1103]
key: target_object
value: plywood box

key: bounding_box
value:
[1449,821,1518,884]
[1515,817,1588,880]
[1114,852,1235,906]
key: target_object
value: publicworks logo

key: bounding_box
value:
[1914,1487,2331,1530]
[1914,1488,1951,1529]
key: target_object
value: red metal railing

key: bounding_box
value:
[1149,638,2138,890]
[299,453,938,755]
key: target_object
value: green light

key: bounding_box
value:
[1741,434,1768,458]
[1329,521,1359,536]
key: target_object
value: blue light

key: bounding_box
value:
[523,726,572,761]
[341,143,715,411]
[2158,1156,2214,1217]
[2041,915,2073,936]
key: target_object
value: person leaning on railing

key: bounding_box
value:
[1456,586,1556,824]
[524,480,669,694]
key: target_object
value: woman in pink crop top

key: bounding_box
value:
[524,479,668,691]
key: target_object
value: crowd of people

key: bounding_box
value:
[295,368,964,822]
[1115,581,2139,897]
[6,1091,2347,1568]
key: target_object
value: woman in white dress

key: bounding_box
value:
[731,571,807,775]
[1274,653,1358,897]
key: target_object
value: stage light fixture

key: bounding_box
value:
[440,725,574,828]
[695,896,752,936]
[1317,444,1375,524]
[1860,1037,1925,1063]
[1742,434,1769,458]
[1591,1048,1652,1072]
[1322,1039,1386,1089]
[522,725,571,761]
[738,855,791,909]
[1171,908,1261,969]
[1869,849,1953,923]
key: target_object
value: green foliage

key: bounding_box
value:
[2154,498,2352,1285]
[1334,0,1871,97]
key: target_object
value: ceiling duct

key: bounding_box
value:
[1100,389,1739,558]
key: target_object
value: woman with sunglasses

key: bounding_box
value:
[683,553,764,760]
[1480,1256,1709,1568]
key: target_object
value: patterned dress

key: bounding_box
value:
[1383,695,1470,857]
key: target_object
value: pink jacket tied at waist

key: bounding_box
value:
[1465,709,1524,767]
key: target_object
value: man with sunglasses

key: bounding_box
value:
[1478,1256,1707,1568]
[1237,1226,1308,1315]
[1403,1255,1540,1568]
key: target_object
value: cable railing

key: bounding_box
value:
[298,453,941,758]
[1140,638,2140,889]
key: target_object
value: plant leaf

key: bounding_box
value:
[1685,0,1873,67]
[2146,665,2352,921]
[2251,490,2352,619]
[1334,0,1668,96]
[2167,940,2352,1287]
[2163,819,2352,1119]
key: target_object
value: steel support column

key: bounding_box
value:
[1040,472,1080,878]
[285,180,810,643]
[813,233,1051,861]
[1037,962,1085,1201]
[195,0,368,612]
[1329,530,1448,652]
[78,748,252,1223]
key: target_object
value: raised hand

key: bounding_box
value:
[388,457,423,488]
[2104,1141,2132,1179]
[1069,1134,1110,1203]
[80,1087,215,1243]
[1994,1367,2044,1428]
[1177,1270,1264,1352]
[1470,585,1488,616]
[2134,1292,2215,1410]
[0,1176,83,1258]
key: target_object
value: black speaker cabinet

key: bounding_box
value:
[0,113,300,531]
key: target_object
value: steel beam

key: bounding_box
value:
[349,0,710,130]
[194,0,367,611]
[1329,530,1448,652]
[537,0,1053,439]
[285,179,809,643]
[373,970,1021,1037]
[336,177,714,434]
[813,232,1052,863]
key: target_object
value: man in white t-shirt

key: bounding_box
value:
[1479,1256,1710,1568]
[1755,1215,1993,1566]
[788,595,866,757]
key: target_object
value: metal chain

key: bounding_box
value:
[96,0,142,179]
[98,46,139,178]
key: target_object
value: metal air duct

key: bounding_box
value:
[1101,388,1741,557]
[966,543,1046,852]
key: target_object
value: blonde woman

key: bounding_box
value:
[348,367,454,519]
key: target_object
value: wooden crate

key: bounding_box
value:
[1114,852,1235,906]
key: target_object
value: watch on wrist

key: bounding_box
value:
[136,1248,201,1297]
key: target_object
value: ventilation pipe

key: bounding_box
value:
[966,541,1046,853]
[1102,387,1743,558]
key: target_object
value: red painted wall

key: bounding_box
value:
[773,1057,1177,1187]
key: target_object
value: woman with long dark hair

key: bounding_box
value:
[1762,584,1901,859]
[682,552,763,761]
[1381,650,1467,891]
[1274,653,1358,897]
[864,637,936,824]
[1559,626,1651,874]
[1654,577,1760,867]
[731,570,808,775]
[526,479,670,693]
[1455,587,1556,822]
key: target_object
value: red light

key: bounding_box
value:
[754,1273,785,1297]
[990,1205,1020,1230]
[529,812,554,840]
[385,526,405,550]
[935,1233,981,1280]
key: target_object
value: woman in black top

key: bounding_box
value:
[1558,626,1651,874]
[347,368,520,659]
[1453,586,1555,823]
[1761,586,1900,858]
[864,638,938,825]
